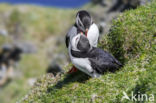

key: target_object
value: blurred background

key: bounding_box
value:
[0,0,150,103]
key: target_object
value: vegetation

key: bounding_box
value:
[19,1,156,103]
[0,4,76,103]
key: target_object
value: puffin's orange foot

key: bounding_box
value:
[68,66,78,74]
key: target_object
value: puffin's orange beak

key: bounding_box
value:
[85,29,88,36]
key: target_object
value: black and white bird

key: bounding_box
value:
[70,34,122,77]
[65,10,99,73]
[66,10,99,48]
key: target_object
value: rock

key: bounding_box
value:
[0,44,13,66]
[47,61,64,76]
[27,78,37,86]
[0,64,14,86]
[1,42,37,66]
[108,0,142,12]
[2,44,13,51]
[0,43,23,67]
[140,0,151,5]
[0,29,8,37]
[14,42,37,54]
[99,19,107,34]
[0,65,7,80]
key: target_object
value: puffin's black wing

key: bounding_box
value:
[89,48,122,73]
[71,50,88,58]
[65,26,77,48]
[65,35,70,48]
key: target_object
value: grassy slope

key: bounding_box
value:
[0,4,76,103]
[20,2,156,103]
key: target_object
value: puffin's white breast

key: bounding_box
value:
[87,23,99,47]
[68,45,93,76]
[68,45,100,77]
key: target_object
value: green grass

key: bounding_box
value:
[19,1,156,103]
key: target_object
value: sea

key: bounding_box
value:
[0,0,90,8]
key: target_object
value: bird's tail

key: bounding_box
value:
[115,59,123,68]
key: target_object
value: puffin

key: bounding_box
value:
[70,34,122,77]
[65,10,99,73]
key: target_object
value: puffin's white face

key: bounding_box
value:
[71,34,81,51]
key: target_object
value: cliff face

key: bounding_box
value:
[19,1,156,103]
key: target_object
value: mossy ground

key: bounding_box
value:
[20,1,156,103]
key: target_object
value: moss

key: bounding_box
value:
[19,1,156,103]
[99,2,156,63]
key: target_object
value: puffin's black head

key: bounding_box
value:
[72,34,91,53]
[76,10,92,33]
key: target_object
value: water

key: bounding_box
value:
[0,0,90,8]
